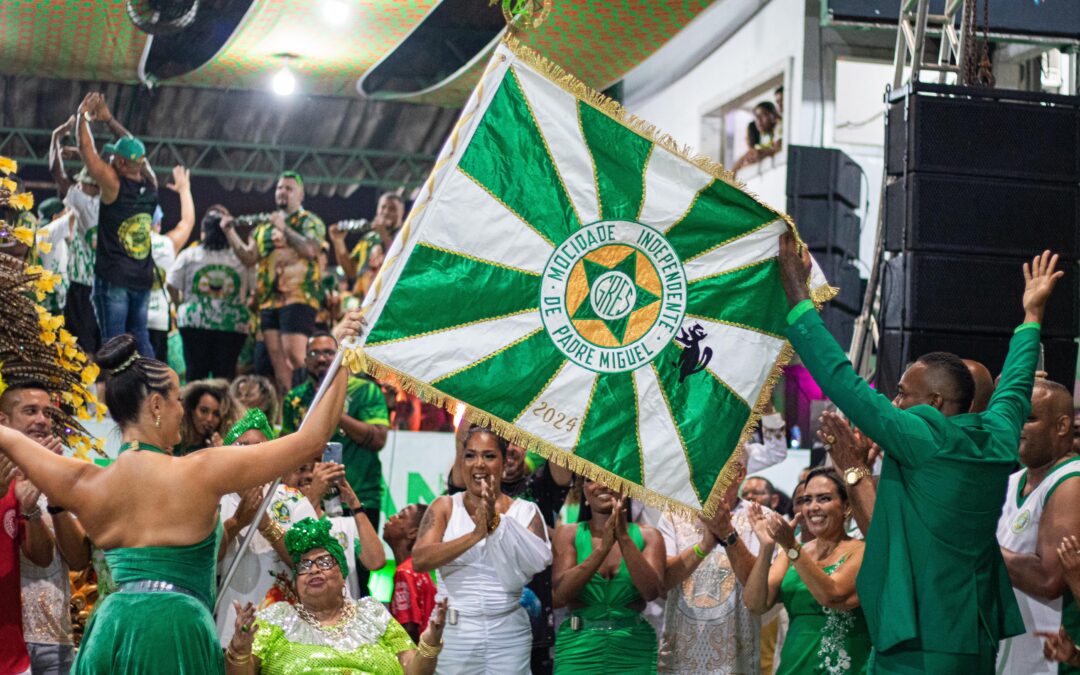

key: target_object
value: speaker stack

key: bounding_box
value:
[878,82,1080,397]
[787,146,865,350]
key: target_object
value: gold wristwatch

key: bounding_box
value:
[844,466,871,486]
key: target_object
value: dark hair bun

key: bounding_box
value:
[96,335,139,371]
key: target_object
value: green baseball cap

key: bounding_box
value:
[103,136,146,162]
[38,197,64,221]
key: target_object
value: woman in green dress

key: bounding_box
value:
[0,312,360,674]
[552,478,665,674]
[225,517,447,674]
[743,467,871,674]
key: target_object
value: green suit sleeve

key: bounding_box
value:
[981,324,1041,445]
[785,306,936,467]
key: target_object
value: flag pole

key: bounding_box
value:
[213,338,353,615]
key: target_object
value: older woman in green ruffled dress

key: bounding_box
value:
[225,517,448,675]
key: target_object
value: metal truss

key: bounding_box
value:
[0,126,436,190]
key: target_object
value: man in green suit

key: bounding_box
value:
[776,233,1064,673]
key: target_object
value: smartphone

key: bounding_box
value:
[1037,342,1046,373]
[321,442,344,517]
[322,442,343,466]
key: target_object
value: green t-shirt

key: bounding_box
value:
[282,375,390,505]
[253,209,326,311]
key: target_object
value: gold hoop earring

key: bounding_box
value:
[155,414,161,429]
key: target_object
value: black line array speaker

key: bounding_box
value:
[881,252,1079,338]
[877,330,1078,400]
[877,83,1080,394]
[884,173,1080,258]
[787,145,865,353]
[886,88,1080,182]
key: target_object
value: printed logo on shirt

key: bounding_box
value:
[118,213,152,260]
[1012,509,1032,533]
[3,508,15,539]
[193,265,242,300]
[85,226,97,252]
[271,499,291,525]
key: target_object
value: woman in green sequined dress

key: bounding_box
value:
[0,314,360,674]
[551,479,666,674]
[743,467,871,674]
[225,517,448,674]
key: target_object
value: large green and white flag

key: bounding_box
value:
[357,37,832,515]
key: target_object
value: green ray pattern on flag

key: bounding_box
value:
[356,35,835,516]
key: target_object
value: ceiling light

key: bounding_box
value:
[272,67,296,96]
[321,0,349,23]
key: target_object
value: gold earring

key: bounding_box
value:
[155,414,161,429]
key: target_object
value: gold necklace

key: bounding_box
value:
[294,598,357,637]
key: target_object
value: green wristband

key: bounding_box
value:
[692,543,708,559]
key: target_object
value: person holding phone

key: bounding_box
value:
[282,331,390,596]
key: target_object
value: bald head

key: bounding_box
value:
[1034,379,1074,420]
[1019,379,1074,468]
[963,359,994,413]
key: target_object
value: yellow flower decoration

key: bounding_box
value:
[37,240,52,255]
[12,226,33,247]
[0,178,15,192]
[0,156,16,175]
[9,192,33,211]
[0,364,6,400]
[82,363,100,384]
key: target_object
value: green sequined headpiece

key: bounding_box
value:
[223,408,275,446]
[285,517,348,577]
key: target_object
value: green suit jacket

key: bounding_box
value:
[786,305,1033,654]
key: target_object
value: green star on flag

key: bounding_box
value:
[356,36,835,515]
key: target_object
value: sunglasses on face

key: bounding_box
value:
[296,553,338,575]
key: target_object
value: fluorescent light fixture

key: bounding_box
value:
[272,66,296,96]
[321,0,349,23]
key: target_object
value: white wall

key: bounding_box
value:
[626,0,807,158]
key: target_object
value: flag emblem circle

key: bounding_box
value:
[540,220,687,374]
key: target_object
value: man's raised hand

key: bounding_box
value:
[1022,250,1064,324]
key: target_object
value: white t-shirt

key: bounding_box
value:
[63,186,100,287]
[147,233,176,332]
[166,244,254,334]
[36,214,73,312]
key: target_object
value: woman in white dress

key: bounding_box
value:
[413,426,552,674]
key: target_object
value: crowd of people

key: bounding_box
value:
[2,89,1080,675]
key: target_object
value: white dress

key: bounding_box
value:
[996,459,1080,675]
[435,492,552,674]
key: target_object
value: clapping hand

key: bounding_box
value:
[470,478,496,539]
[818,411,872,471]
[766,510,799,550]
[747,502,775,547]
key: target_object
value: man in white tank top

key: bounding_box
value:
[997,379,1080,674]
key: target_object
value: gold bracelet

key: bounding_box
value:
[487,513,501,533]
[225,647,251,664]
[417,637,443,659]
[259,522,284,544]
